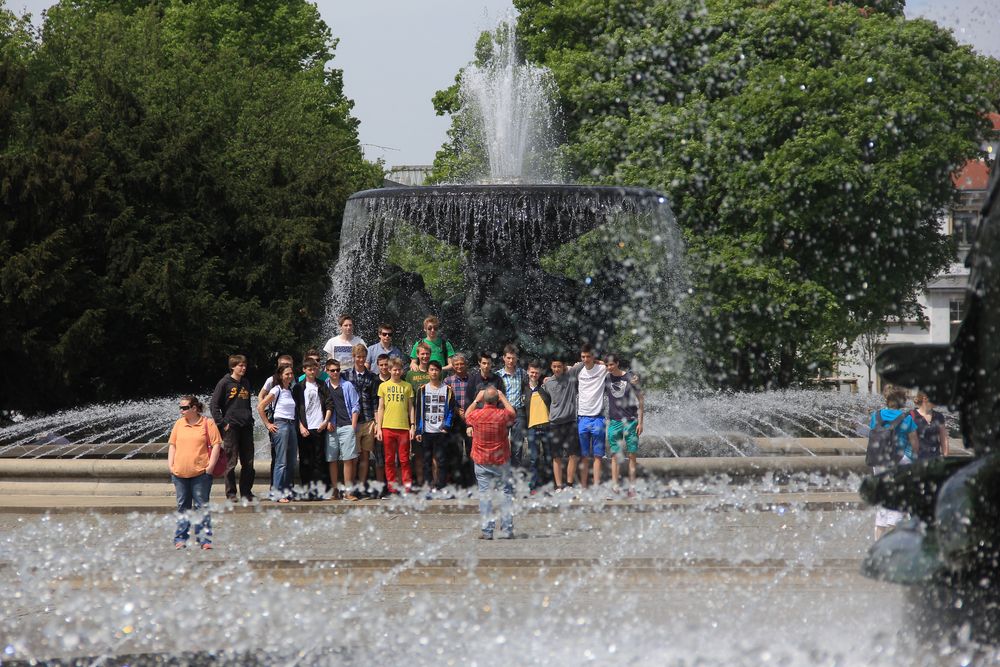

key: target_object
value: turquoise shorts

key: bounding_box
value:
[608,419,639,454]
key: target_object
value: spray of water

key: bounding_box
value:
[458,18,560,183]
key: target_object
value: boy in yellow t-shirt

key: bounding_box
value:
[376,358,416,493]
[525,360,553,492]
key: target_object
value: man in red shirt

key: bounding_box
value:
[466,387,517,539]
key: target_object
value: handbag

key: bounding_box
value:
[204,419,229,478]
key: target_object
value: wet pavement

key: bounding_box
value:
[1,485,962,667]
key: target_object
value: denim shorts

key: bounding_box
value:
[326,424,358,461]
[577,415,606,458]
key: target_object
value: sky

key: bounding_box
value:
[7,0,1000,168]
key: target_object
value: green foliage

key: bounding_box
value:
[431,0,999,388]
[386,225,465,301]
[0,0,381,414]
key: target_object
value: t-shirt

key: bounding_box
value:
[168,416,222,479]
[545,372,578,425]
[267,385,296,421]
[527,384,550,428]
[366,343,405,369]
[406,368,431,396]
[421,383,450,434]
[606,371,640,422]
[298,371,330,383]
[576,363,609,417]
[869,408,918,461]
[411,337,455,367]
[329,384,351,426]
[378,379,414,430]
[323,334,367,366]
[467,405,516,465]
[912,410,947,460]
[303,381,326,430]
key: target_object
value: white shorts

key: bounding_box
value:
[873,455,912,528]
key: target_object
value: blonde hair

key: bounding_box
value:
[423,315,440,329]
[882,384,908,409]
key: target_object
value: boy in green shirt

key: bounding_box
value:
[405,341,433,486]
[410,315,455,373]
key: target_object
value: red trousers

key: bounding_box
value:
[382,428,412,492]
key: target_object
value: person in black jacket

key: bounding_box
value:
[291,358,334,499]
[465,352,506,411]
[210,354,255,502]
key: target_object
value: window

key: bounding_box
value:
[953,211,978,245]
[950,299,965,340]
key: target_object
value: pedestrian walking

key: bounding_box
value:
[168,395,221,549]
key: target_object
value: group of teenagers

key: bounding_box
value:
[166,314,645,546]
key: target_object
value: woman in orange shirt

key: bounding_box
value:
[168,395,222,549]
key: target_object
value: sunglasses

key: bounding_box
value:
[179,405,193,411]
[329,368,341,373]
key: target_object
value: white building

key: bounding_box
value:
[841,114,1000,392]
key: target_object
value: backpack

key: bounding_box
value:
[204,420,228,478]
[265,385,287,422]
[865,411,907,467]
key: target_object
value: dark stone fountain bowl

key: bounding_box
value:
[333,184,686,368]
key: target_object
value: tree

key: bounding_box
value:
[854,322,888,393]
[0,0,381,415]
[433,0,999,388]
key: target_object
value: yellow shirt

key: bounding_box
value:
[168,416,222,478]
[528,388,550,428]
[378,379,414,430]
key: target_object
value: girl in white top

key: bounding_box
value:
[257,366,298,502]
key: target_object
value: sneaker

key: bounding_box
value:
[627,488,637,498]
[501,531,515,540]
[174,542,187,550]
[200,543,213,551]
[344,493,359,502]
[479,532,493,540]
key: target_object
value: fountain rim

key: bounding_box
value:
[347,183,670,203]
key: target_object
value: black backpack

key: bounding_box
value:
[865,411,907,467]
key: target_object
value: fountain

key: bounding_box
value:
[327,20,687,378]
[3,16,994,667]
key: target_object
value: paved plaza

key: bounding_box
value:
[0,483,957,667]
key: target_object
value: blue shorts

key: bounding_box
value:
[577,416,606,458]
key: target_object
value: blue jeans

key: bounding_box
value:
[474,463,514,536]
[509,407,527,467]
[271,419,298,497]
[527,425,553,489]
[172,473,213,545]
